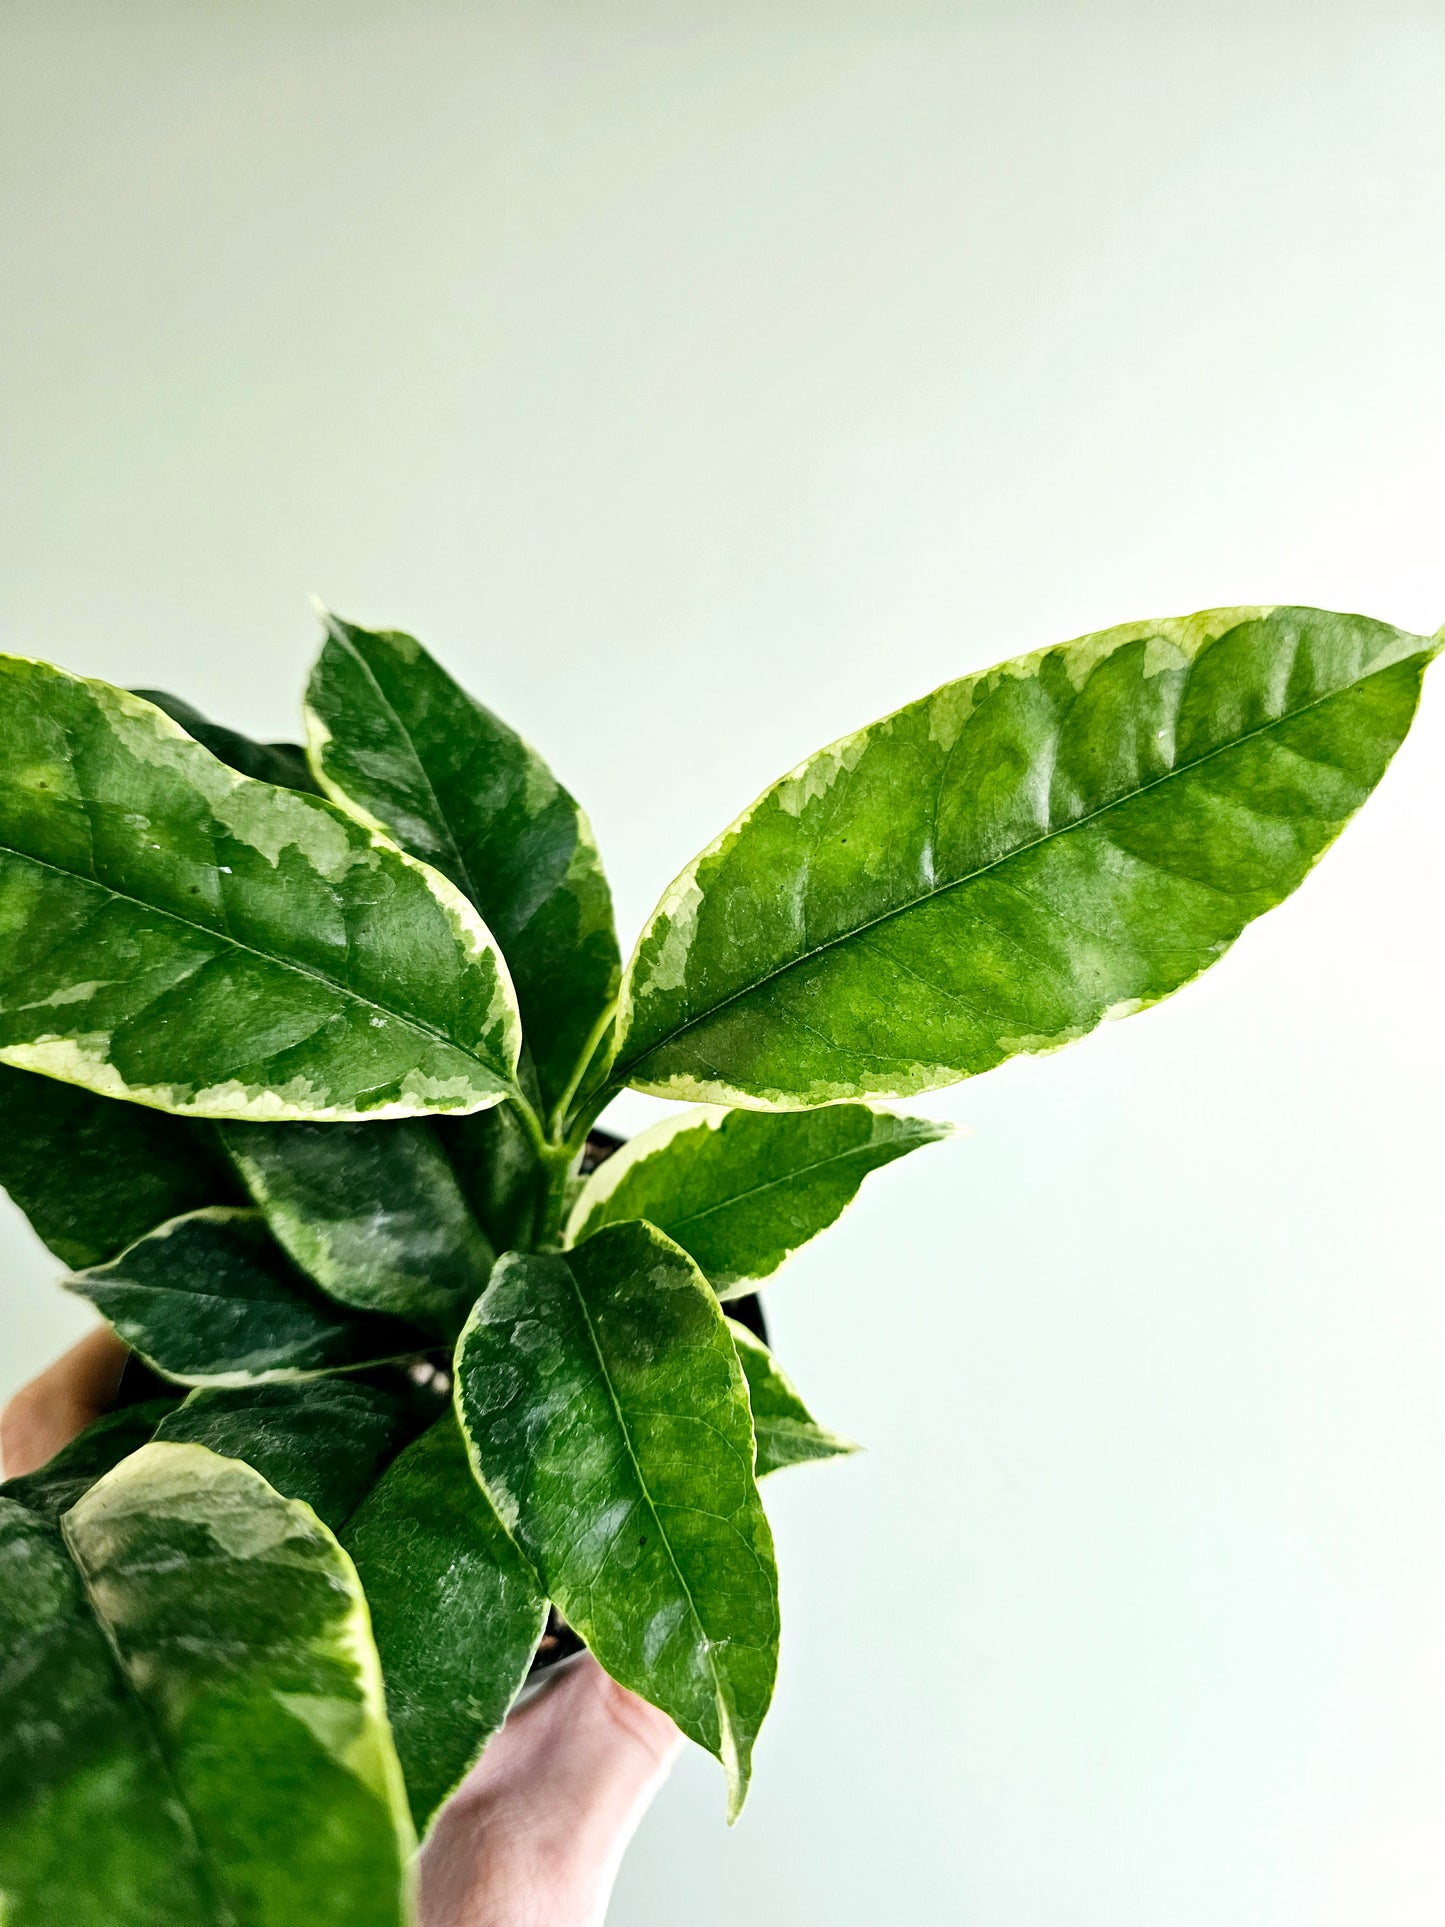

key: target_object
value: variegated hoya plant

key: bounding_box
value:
[0,605,1437,1922]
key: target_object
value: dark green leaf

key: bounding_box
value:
[306,614,620,1119]
[221,1118,494,1333]
[0,1400,178,1522]
[0,656,521,1120]
[67,1207,427,1386]
[3,1441,415,1923]
[132,689,321,795]
[455,1222,778,1818]
[615,607,1438,1105]
[728,1321,857,1476]
[153,1374,436,1532]
[568,1102,952,1293]
[0,1062,238,1268]
[0,1493,220,1923]
[435,1100,545,1256]
[343,1412,547,1834]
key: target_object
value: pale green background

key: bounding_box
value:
[4,6,1445,1922]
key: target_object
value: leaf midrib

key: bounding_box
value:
[0,838,504,1089]
[325,626,480,911]
[559,1253,737,1763]
[59,1511,241,1927]
[621,647,1425,1071]
[646,1134,924,1238]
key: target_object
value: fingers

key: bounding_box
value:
[418,1653,681,1927]
[0,1326,129,1478]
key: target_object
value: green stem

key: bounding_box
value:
[532,1078,626,1250]
[561,1078,618,1154]
[547,1001,619,1145]
[505,1088,550,1167]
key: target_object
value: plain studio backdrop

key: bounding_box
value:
[4,5,1445,1922]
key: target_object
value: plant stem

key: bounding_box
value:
[548,1001,619,1145]
[506,1088,551,1167]
[530,1078,625,1251]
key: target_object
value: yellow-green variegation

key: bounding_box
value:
[0,657,522,1122]
[613,607,1438,1107]
[729,1320,858,1476]
[68,1208,428,1386]
[152,1376,436,1530]
[342,1412,548,1834]
[0,1442,414,1926]
[0,596,1437,1888]
[305,615,620,1124]
[220,1117,494,1333]
[566,1101,952,1294]
[454,1223,779,1819]
[0,1061,238,1268]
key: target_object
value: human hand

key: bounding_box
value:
[1,1333,680,1927]
[0,1325,129,1478]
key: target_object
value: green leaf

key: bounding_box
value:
[0,1441,415,1924]
[0,1400,179,1522]
[221,1118,494,1333]
[148,1382,539,1832]
[455,1221,778,1818]
[728,1321,857,1476]
[305,614,620,1120]
[153,1375,436,1532]
[0,1063,238,1268]
[614,606,1438,1106]
[0,1493,220,1924]
[343,1412,547,1834]
[0,655,522,1120]
[567,1102,952,1294]
[435,1100,545,1255]
[132,689,322,795]
[68,1207,427,1386]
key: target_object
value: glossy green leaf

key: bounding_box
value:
[614,607,1438,1106]
[728,1321,857,1476]
[0,1063,237,1268]
[67,1207,426,1386]
[3,1440,415,1924]
[221,1118,494,1332]
[343,1412,547,1834]
[305,614,620,1119]
[0,655,521,1120]
[567,1102,952,1294]
[455,1221,778,1818]
[0,1493,219,1925]
[153,1374,436,1531]
[0,1400,179,1523]
[435,1100,545,1255]
[132,689,321,795]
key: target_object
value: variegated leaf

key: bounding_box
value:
[305,615,620,1121]
[221,1118,493,1333]
[153,1375,437,1530]
[0,1442,414,1925]
[68,1208,426,1386]
[614,607,1438,1106]
[0,1062,237,1269]
[728,1320,857,1475]
[343,1413,547,1834]
[455,1222,778,1819]
[0,656,521,1121]
[567,1101,951,1294]
[132,688,321,795]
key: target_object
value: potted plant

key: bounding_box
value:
[1,604,1437,1921]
